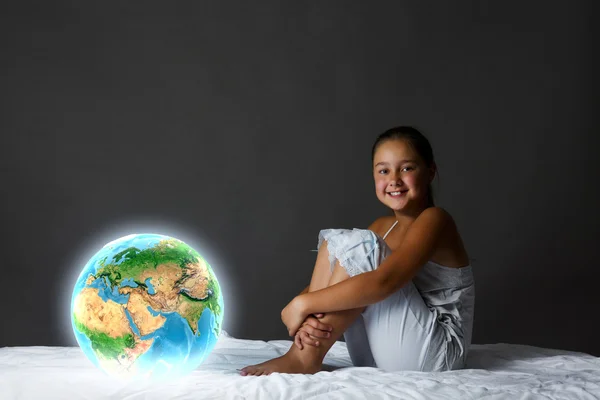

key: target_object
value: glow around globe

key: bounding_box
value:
[70,233,224,380]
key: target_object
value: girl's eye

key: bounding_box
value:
[378,167,414,174]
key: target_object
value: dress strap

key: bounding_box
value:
[382,220,399,240]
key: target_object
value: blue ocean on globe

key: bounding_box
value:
[70,233,224,380]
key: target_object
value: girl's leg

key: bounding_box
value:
[291,260,367,365]
[308,239,335,292]
[355,280,440,372]
[240,229,445,375]
[240,244,365,376]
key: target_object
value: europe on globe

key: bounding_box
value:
[70,233,224,380]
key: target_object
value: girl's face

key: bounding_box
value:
[372,139,435,213]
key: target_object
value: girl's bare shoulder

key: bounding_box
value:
[420,207,462,244]
[427,207,471,268]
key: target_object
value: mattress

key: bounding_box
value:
[1,331,599,399]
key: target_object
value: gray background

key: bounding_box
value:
[1,1,598,356]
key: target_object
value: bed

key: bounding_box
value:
[1,331,599,399]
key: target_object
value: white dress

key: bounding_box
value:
[313,222,475,372]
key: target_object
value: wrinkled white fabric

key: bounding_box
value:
[1,332,599,400]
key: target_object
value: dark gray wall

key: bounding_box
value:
[2,1,598,356]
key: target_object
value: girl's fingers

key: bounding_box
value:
[299,324,316,338]
[315,322,333,334]
[295,334,303,350]
[299,331,320,347]
[308,325,329,338]
[302,320,332,338]
[305,316,333,333]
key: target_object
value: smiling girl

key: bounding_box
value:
[241,126,475,375]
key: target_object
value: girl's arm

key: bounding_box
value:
[296,207,451,315]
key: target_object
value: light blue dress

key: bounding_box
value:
[313,221,475,372]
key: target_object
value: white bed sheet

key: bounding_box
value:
[1,331,599,400]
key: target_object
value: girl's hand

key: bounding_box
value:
[294,314,333,350]
[281,296,308,336]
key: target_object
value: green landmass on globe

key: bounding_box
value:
[71,234,224,380]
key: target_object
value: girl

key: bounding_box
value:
[240,126,475,375]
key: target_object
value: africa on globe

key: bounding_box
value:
[70,233,224,380]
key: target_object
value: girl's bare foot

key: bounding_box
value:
[239,353,321,376]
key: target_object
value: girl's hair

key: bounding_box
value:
[371,126,437,208]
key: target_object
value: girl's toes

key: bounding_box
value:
[247,367,262,376]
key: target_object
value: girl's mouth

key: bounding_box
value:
[387,190,408,197]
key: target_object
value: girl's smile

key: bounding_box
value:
[387,190,408,198]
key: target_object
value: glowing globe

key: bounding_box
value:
[70,233,224,380]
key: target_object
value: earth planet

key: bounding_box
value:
[71,233,224,380]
